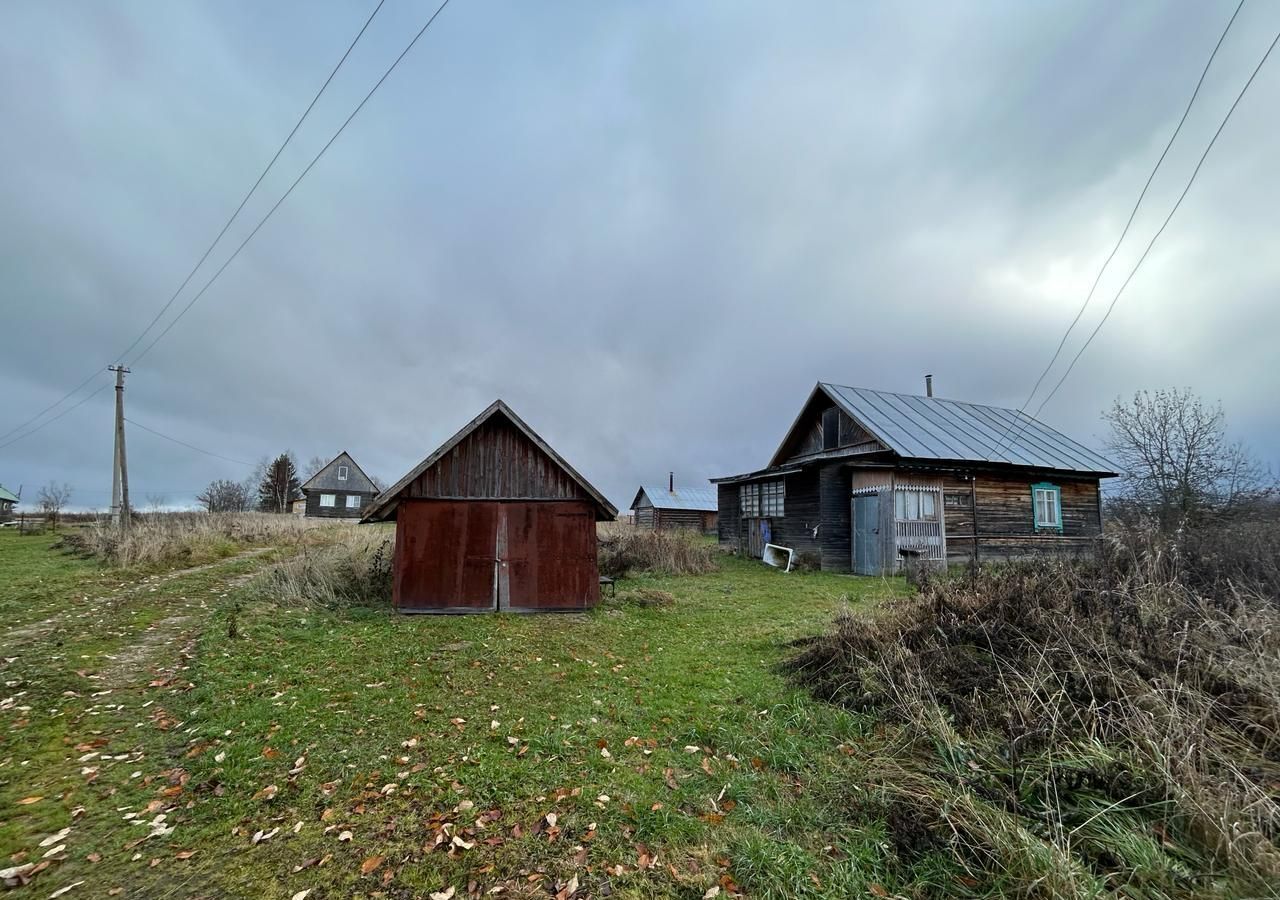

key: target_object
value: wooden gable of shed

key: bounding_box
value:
[362,400,617,522]
[770,385,886,465]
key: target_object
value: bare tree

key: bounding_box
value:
[37,481,72,530]
[145,493,169,513]
[302,455,328,482]
[196,479,252,513]
[1104,389,1273,529]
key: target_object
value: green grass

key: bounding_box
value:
[0,529,921,898]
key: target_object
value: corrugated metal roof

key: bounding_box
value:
[633,484,717,512]
[821,383,1116,474]
[0,484,19,503]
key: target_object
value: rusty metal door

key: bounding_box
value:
[502,501,599,610]
[394,500,499,611]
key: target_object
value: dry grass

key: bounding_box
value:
[596,525,720,578]
[57,512,344,568]
[788,524,1280,898]
[247,527,393,609]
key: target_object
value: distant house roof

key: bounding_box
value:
[630,484,717,513]
[0,485,18,504]
[795,383,1116,475]
[300,451,378,494]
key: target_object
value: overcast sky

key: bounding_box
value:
[2,0,1277,512]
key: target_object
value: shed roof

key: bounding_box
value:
[808,383,1116,475]
[361,400,618,523]
[0,484,18,504]
[630,484,717,512]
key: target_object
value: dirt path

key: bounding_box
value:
[0,546,276,657]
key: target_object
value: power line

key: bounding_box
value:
[2,1,387,447]
[125,417,257,467]
[0,383,111,451]
[1028,27,1280,418]
[0,369,107,443]
[129,0,453,366]
[987,0,1246,460]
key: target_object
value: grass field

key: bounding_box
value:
[1,527,912,899]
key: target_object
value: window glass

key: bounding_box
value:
[739,484,759,517]
[346,495,362,508]
[1033,486,1060,527]
[320,494,336,507]
[761,480,785,516]
[921,491,936,520]
[337,466,348,481]
[895,488,939,521]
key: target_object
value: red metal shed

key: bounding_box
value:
[361,400,618,613]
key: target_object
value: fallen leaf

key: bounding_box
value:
[337,830,353,842]
[18,796,43,805]
[290,891,312,900]
[49,882,85,898]
[174,850,197,860]
[869,885,889,898]
[360,855,384,875]
[252,784,278,801]
[429,888,456,900]
[703,888,721,899]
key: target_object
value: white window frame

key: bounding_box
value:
[337,465,348,481]
[1032,483,1062,530]
[319,494,336,507]
[345,494,362,509]
[894,488,938,522]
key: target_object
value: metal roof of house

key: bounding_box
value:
[300,451,377,493]
[819,383,1117,475]
[630,484,717,512]
[0,485,19,503]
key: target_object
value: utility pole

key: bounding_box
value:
[108,365,131,528]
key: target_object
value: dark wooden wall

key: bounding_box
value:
[715,471,821,559]
[941,471,1102,562]
[304,490,375,519]
[817,465,853,571]
[406,416,591,502]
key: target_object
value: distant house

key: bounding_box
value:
[0,484,18,522]
[713,381,1117,574]
[299,452,378,519]
[629,475,717,533]
[361,400,617,613]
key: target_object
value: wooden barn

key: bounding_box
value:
[361,400,617,613]
[629,475,717,533]
[299,451,378,519]
[713,381,1117,574]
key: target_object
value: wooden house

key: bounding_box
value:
[713,381,1117,574]
[299,451,378,519]
[629,475,717,533]
[0,484,18,523]
[361,400,618,613]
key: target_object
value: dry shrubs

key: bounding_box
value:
[249,530,392,609]
[58,513,333,568]
[789,526,1280,897]
[597,527,719,578]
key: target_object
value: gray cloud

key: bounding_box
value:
[2,0,1276,511]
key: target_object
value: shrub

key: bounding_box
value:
[787,525,1280,896]
[597,527,719,578]
[248,531,392,609]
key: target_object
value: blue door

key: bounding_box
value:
[853,495,881,575]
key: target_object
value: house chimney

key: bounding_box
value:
[925,374,934,397]
[669,471,674,493]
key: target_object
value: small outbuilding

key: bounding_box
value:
[629,475,717,533]
[299,451,378,518]
[361,400,617,613]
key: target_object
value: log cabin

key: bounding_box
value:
[361,400,617,612]
[299,451,378,519]
[713,380,1117,574]
[629,475,717,533]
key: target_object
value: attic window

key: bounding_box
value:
[337,465,348,481]
[822,407,840,451]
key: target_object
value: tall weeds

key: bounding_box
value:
[58,512,338,568]
[248,529,392,609]
[596,526,719,578]
[788,525,1280,897]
